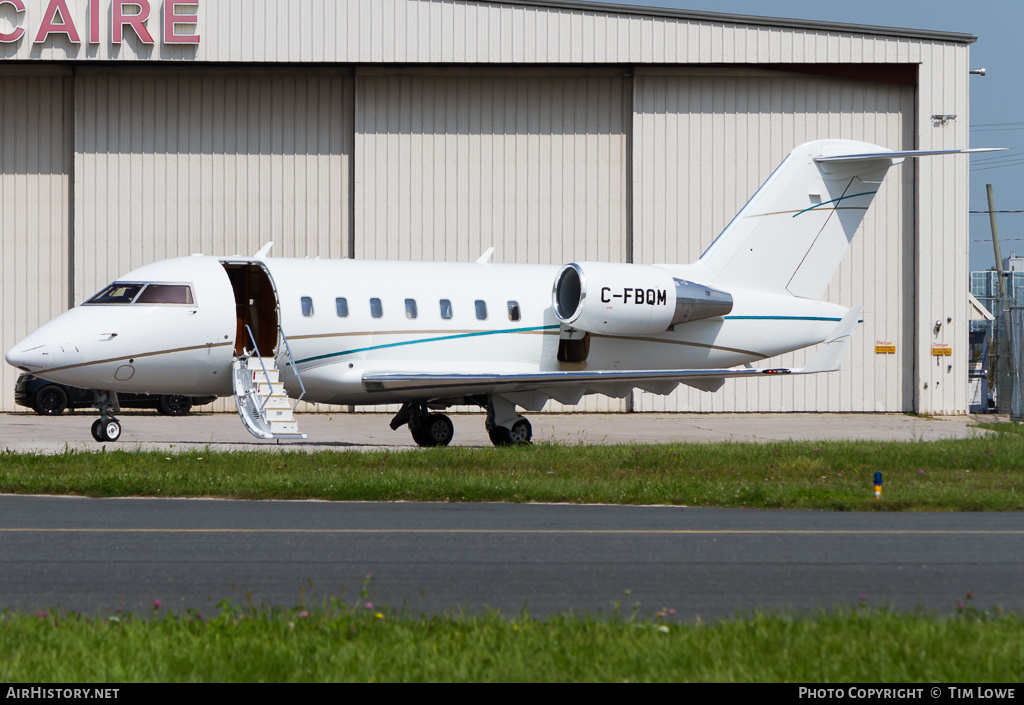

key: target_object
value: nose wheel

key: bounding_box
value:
[90,391,122,442]
[91,417,122,442]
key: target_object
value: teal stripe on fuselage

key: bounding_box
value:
[291,316,840,367]
[292,325,560,365]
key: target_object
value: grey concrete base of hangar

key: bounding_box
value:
[0,411,994,454]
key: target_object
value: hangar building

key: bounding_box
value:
[0,0,979,414]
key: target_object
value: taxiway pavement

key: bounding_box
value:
[2,495,1019,620]
[0,410,993,453]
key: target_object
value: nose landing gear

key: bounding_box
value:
[90,391,122,443]
[91,417,122,442]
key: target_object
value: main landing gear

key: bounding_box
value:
[390,395,533,448]
[391,402,455,447]
[90,391,122,443]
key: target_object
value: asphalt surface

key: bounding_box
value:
[2,496,1020,620]
[0,411,1013,621]
[0,410,995,453]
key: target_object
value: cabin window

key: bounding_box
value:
[85,283,144,305]
[405,299,418,319]
[135,284,194,305]
[440,299,453,320]
[336,297,349,317]
[507,301,521,322]
[475,300,487,320]
[301,297,314,317]
[370,298,383,318]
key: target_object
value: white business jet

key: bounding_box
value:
[6,139,998,445]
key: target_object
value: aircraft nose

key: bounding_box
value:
[5,330,50,372]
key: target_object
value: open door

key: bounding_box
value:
[222,262,279,357]
[221,261,305,441]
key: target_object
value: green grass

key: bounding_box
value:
[2,434,1024,509]
[1,599,1020,682]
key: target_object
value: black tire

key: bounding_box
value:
[157,395,192,416]
[424,413,454,447]
[487,423,512,447]
[488,418,532,446]
[412,413,454,447]
[91,419,105,442]
[33,385,68,415]
[409,423,430,446]
[509,418,532,445]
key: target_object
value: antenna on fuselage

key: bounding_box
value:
[254,242,274,259]
[476,246,495,264]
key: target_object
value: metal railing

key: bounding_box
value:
[277,324,307,411]
[244,325,275,415]
[242,323,307,415]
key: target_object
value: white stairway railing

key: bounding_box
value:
[231,326,306,440]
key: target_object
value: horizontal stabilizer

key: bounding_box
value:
[814,148,1003,163]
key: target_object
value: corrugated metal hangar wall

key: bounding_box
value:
[0,0,974,415]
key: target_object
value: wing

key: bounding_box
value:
[362,307,862,407]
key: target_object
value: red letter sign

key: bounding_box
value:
[0,0,26,43]
[33,0,80,43]
[113,0,154,44]
[88,0,100,43]
[164,0,199,44]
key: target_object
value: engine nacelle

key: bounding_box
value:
[551,262,733,336]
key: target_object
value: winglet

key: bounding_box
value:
[476,247,496,265]
[798,306,863,374]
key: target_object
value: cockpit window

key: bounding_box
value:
[85,283,194,306]
[85,284,144,305]
[136,284,194,305]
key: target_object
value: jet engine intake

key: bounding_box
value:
[552,262,732,336]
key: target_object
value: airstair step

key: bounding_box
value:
[232,355,305,441]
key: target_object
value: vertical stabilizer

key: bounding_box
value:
[698,140,901,299]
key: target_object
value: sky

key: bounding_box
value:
[607,0,1024,272]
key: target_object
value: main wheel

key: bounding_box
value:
[90,418,105,442]
[157,395,192,416]
[409,423,430,446]
[487,422,510,446]
[487,418,532,446]
[509,418,532,444]
[33,385,68,415]
[423,413,454,447]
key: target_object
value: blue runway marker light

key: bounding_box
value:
[874,471,882,500]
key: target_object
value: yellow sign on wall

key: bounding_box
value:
[875,342,896,354]
[931,344,952,356]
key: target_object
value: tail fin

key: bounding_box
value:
[697,139,898,299]
[697,140,998,299]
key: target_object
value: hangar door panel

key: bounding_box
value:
[632,71,914,413]
[0,76,69,411]
[74,71,354,412]
[355,71,628,412]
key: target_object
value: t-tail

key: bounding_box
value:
[696,139,998,299]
